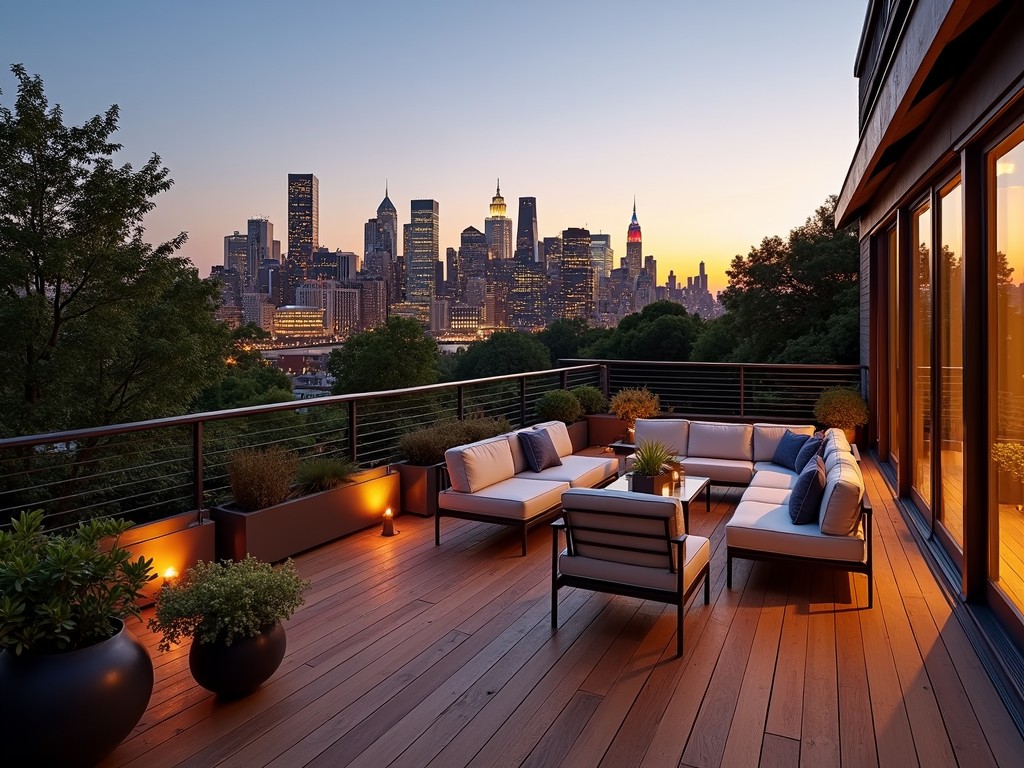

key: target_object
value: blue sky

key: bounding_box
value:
[1,1,867,293]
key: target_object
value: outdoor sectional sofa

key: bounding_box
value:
[436,420,618,555]
[631,419,872,606]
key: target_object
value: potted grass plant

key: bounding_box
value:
[149,555,309,698]
[0,510,156,767]
[629,440,678,496]
[212,446,396,562]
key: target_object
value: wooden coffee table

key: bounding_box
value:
[606,473,711,532]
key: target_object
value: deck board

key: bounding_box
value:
[101,457,1024,767]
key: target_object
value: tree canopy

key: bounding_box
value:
[193,324,293,410]
[0,65,229,437]
[453,330,552,380]
[534,318,611,366]
[580,301,703,361]
[328,317,440,394]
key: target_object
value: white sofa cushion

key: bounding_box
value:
[562,488,685,564]
[532,420,574,458]
[687,421,753,462]
[521,454,617,488]
[749,465,801,490]
[752,423,816,462]
[680,457,754,485]
[727,500,866,563]
[821,428,852,461]
[819,452,865,536]
[742,486,792,505]
[558,535,710,592]
[445,437,515,493]
[506,431,530,474]
[635,419,689,455]
[439,477,568,520]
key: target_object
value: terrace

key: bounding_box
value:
[3,361,1023,766]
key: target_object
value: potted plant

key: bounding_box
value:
[813,386,868,443]
[395,416,509,517]
[536,389,587,452]
[212,447,397,562]
[149,555,309,698]
[992,441,1024,510]
[571,385,608,416]
[629,440,678,496]
[0,510,156,767]
[609,387,661,442]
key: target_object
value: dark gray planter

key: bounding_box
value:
[212,469,399,562]
[189,620,286,699]
[631,473,672,496]
[396,461,446,517]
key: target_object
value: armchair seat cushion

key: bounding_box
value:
[439,478,568,521]
[520,454,617,487]
[727,500,866,563]
[680,457,754,485]
[558,535,710,592]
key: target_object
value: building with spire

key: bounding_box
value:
[485,180,513,262]
[626,199,642,278]
[376,184,398,261]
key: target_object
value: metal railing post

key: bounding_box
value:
[519,378,527,427]
[739,366,745,418]
[457,384,465,421]
[560,370,568,390]
[192,421,204,522]
[348,400,358,464]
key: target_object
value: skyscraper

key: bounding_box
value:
[559,227,594,320]
[626,199,642,278]
[246,218,273,289]
[514,197,538,262]
[484,180,513,261]
[376,186,398,261]
[287,173,319,274]
[407,199,439,306]
[223,231,247,274]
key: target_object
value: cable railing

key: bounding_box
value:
[0,360,866,532]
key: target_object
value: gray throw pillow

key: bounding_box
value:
[518,430,562,472]
[789,455,826,525]
[771,429,810,471]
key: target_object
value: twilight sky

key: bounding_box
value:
[1,0,866,295]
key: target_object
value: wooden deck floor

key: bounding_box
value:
[103,458,1024,767]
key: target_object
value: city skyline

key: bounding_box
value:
[0,1,865,295]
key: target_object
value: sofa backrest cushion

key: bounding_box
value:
[789,456,827,524]
[770,430,811,471]
[819,452,865,536]
[561,487,684,569]
[753,423,816,462]
[533,420,574,458]
[795,436,824,472]
[445,437,515,493]
[634,419,689,456]
[507,431,529,474]
[687,422,753,462]
[821,428,852,461]
[518,430,563,472]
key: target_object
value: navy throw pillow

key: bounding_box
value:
[795,436,824,472]
[789,455,826,525]
[771,429,810,471]
[518,430,562,472]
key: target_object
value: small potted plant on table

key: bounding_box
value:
[149,555,310,698]
[630,439,679,496]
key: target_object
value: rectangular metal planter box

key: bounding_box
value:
[630,473,672,496]
[395,461,446,517]
[587,414,628,446]
[212,468,400,563]
[119,511,216,604]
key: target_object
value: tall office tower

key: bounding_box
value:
[445,247,460,297]
[644,254,657,288]
[272,240,282,262]
[287,173,319,274]
[486,259,513,327]
[258,259,283,304]
[363,218,379,258]
[626,200,642,278]
[224,231,247,274]
[699,261,708,292]
[514,197,538,262]
[376,187,398,260]
[356,277,388,331]
[309,247,338,281]
[407,199,439,306]
[459,226,488,283]
[559,228,594,320]
[667,270,677,295]
[246,218,273,289]
[484,180,513,261]
[508,261,546,330]
[542,236,562,274]
[590,234,613,280]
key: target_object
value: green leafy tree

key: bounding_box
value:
[194,324,292,410]
[535,318,611,365]
[0,65,228,437]
[580,301,701,361]
[711,195,859,363]
[454,330,551,379]
[328,317,439,394]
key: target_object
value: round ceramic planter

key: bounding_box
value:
[189,620,287,698]
[0,618,153,767]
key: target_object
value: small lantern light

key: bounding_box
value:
[382,507,396,537]
[163,566,179,584]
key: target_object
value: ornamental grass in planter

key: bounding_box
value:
[149,556,310,697]
[630,440,679,496]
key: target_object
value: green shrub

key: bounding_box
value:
[812,387,868,430]
[631,440,676,476]
[295,458,357,494]
[148,556,309,650]
[228,447,299,511]
[461,415,512,443]
[397,416,510,466]
[571,385,608,415]
[609,387,660,424]
[0,510,155,654]
[536,389,584,424]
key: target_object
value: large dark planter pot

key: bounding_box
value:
[189,620,287,699]
[396,461,445,517]
[631,473,672,496]
[0,619,153,767]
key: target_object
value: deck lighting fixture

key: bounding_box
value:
[382,508,396,537]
